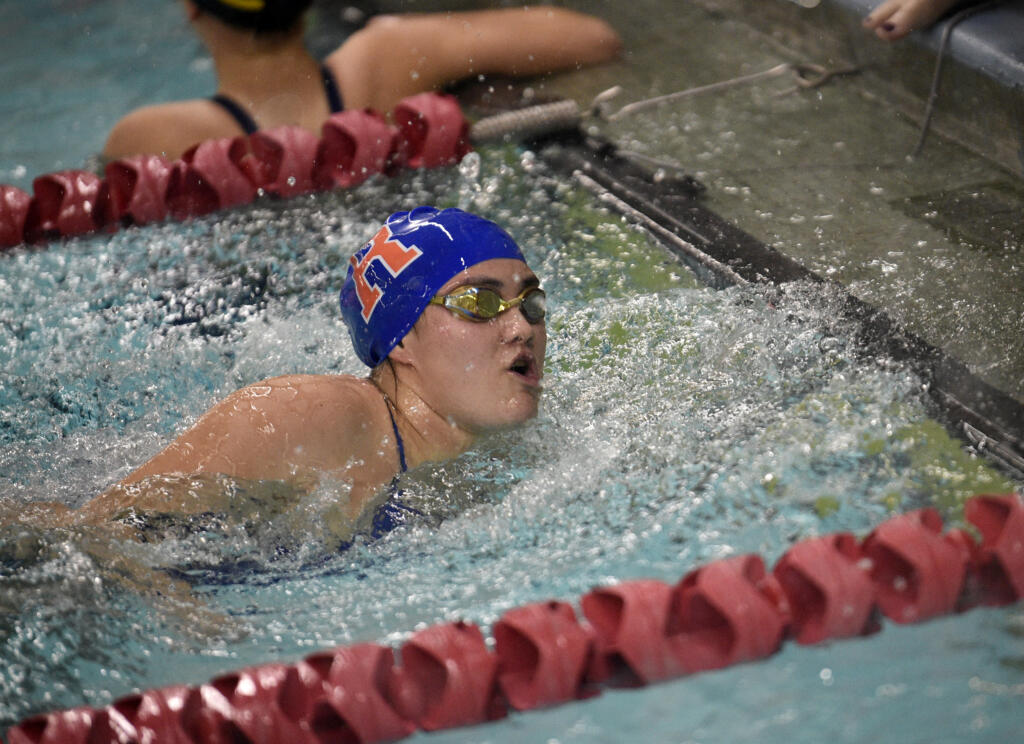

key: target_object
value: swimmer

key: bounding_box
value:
[0,206,545,628]
[862,0,971,41]
[102,0,621,161]
[66,206,547,542]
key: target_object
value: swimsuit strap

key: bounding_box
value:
[209,93,260,135]
[210,66,341,136]
[383,397,408,473]
[320,64,344,114]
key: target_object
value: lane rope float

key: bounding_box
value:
[5,492,1023,743]
[0,92,472,251]
[0,60,863,252]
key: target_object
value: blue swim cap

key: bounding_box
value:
[340,207,527,367]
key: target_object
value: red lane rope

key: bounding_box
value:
[0,92,471,252]
[5,492,1022,744]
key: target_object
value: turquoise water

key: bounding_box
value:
[2,148,1021,740]
[2,0,1023,741]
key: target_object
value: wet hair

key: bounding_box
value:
[191,0,313,33]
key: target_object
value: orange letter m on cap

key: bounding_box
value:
[350,226,423,322]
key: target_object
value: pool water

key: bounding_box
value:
[2,0,1023,741]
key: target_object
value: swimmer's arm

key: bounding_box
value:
[434,6,623,76]
[330,6,622,113]
[0,503,232,637]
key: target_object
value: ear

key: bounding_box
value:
[386,335,415,366]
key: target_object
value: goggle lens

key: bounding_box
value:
[475,288,504,317]
[431,286,546,323]
[519,288,546,323]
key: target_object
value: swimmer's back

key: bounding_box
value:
[103,100,244,162]
[103,64,344,161]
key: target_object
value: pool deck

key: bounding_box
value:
[710,0,1024,178]
[833,0,1024,89]
[416,0,1024,175]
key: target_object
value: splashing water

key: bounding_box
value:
[0,148,1020,736]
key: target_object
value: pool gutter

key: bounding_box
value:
[535,129,1024,478]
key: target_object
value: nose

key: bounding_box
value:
[498,304,536,345]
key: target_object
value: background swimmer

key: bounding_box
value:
[102,0,621,160]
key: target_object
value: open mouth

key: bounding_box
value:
[508,352,540,385]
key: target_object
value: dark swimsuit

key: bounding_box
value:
[366,400,426,540]
[210,64,344,134]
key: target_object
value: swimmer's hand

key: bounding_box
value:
[0,515,240,642]
[0,496,241,641]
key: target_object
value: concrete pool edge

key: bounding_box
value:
[534,129,1024,478]
[690,0,1024,179]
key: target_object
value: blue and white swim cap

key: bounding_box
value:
[340,206,527,367]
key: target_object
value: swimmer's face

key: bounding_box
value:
[397,258,546,432]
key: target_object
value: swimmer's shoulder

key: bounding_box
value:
[243,373,394,477]
[250,373,378,403]
[237,373,385,438]
[102,98,256,161]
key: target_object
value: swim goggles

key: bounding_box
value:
[429,285,546,323]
